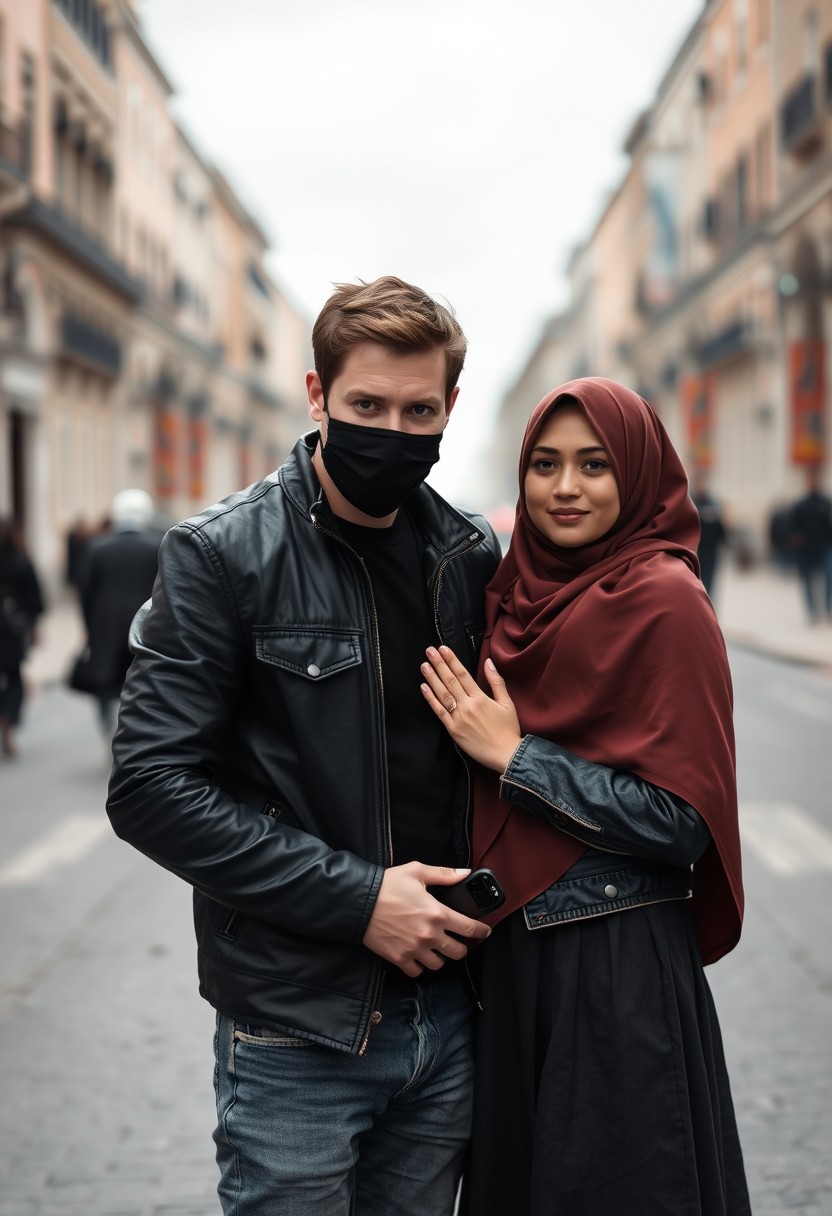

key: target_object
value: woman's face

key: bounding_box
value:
[524,404,621,548]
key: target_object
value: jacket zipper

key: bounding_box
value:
[311,507,391,1053]
[431,530,485,1007]
[431,530,484,869]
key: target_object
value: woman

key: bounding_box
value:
[0,519,44,757]
[421,378,750,1215]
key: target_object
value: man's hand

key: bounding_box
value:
[362,862,491,977]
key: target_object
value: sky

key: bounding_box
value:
[138,0,703,502]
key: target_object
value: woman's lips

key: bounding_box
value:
[548,510,588,524]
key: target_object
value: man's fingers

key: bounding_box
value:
[417,864,470,886]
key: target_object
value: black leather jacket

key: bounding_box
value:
[107,433,500,1055]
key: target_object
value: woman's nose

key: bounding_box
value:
[554,467,581,497]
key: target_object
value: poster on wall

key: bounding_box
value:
[239,426,253,489]
[188,413,207,501]
[789,340,825,465]
[681,373,715,469]
[154,408,180,499]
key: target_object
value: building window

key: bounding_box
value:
[754,122,772,214]
[804,6,819,72]
[20,52,35,178]
[0,16,5,122]
[51,0,111,72]
[735,0,748,82]
[736,152,748,229]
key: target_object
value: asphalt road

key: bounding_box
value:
[1,648,831,1215]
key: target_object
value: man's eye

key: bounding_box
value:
[408,405,434,416]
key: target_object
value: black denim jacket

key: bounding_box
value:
[499,735,711,930]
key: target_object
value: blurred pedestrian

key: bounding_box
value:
[0,519,45,758]
[788,468,832,624]
[422,378,750,1216]
[691,472,728,597]
[65,516,92,591]
[768,502,794,575]
[78,489,161,735]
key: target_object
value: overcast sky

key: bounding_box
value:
[138,0,703,501]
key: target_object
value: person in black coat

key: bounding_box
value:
[0,519,45,757]
[79,489,161,733]
[691,474,728,599]
[788,468,832,623]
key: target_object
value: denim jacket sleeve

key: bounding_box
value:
[499,734,711,867]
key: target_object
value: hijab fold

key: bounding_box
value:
[475,378,743,964]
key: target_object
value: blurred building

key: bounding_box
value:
[0,0,309,586]
[495,0,832,554]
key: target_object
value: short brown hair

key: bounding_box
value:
[312,276,467,402]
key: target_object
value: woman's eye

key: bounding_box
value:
[584,460,609,472]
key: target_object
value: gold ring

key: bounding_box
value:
[447,698,458,714]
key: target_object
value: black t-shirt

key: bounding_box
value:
[337,509,459,868]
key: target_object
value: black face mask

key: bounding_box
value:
[320,414,443,517]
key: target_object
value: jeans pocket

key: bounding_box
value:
[232,1023,313,1047]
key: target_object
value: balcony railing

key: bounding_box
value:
[781,74,821,156]
[60,310,121,376]
[0,119,29,181]
[5,198,142,302]
[697,319,753,369]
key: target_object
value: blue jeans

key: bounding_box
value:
[797,550,832,621]
[213,972,474,1215]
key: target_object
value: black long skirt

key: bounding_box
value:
[461,900,751,1216]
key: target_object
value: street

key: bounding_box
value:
[1,647,831,1215]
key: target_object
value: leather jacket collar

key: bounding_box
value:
[278,432,484,560]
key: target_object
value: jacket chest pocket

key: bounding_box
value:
[253,627,364,681]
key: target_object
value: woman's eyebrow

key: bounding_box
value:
[531,445,608,455]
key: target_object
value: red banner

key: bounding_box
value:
[154,408,180,499]
[188,415,207,501]
[681,373,715,469]
[789,340,825,465]
[239,430,253,489]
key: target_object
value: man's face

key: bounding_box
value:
[307,341,457,438]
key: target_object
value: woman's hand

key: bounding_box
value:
[420,645,522,773]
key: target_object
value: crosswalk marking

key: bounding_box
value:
[739,803,832,876]
[2,805,829,887]
[765,681,832,723]
[0,813,111,888]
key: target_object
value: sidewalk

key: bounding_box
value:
[21,561,832,694]
[714,560,832,670]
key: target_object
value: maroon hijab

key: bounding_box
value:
[475,377,743,964]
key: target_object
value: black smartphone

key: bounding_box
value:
[430,868,506,918]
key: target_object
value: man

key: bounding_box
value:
[79,488,161,735]
[107,276,501,1215]
[789,466,832,623]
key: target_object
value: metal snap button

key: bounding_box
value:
[307,663,321,678]
[603,884,618,898]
